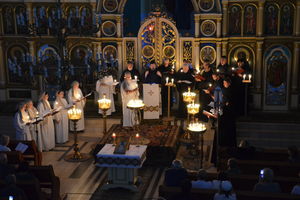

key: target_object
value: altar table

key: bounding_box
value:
[96,144,147,192]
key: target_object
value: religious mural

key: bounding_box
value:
[264,3,279,35]
[244,4,256,35]
[200,46,216,64]
[229,5,242,35]
[2,6,15,34]
[15,6,28,34]
[265,46,290,106]
[34,6,48,35]
[199,0,214,12]
[280,3,294,35]
[229,46,253,71]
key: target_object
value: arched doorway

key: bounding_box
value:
[137,11,179,70]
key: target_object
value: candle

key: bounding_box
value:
[166,77,169,83]
[249,74,252,81]
[243,74,246,80]
[98,94,111,110]
[67,107,82,120]
[114,79,116,83]
[127,99,145,109]
[231,67,235,71]
[216,69,220,73]
[135,133,140,138]
[209,83,212,87]
[171,78,174,84]
[112,133,116,138]
[134,75,137,81]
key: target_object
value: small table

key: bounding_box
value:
[96,144,147,192]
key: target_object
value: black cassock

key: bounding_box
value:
[120,68,141,82]
[158,64,174,113]
[175,69,194,118]
[144,69,162,84]
[219,86,237,147]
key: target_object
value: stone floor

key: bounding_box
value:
[0,115,215,200]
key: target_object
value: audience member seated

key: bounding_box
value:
[170,179,192,200]
[0,174,28,200]
[291,172,300,195]
[212,171,230,190]
[164,159,188,187]
[213,181,237,200]
[191,169,213,189]
[226,158,241,176]
[288,146,300,163]
[253,168,281,193]
[0,135,11,151]
[0,153,15,179]
[16,161,39,183]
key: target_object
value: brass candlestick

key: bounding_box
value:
[165,78,175,120]
[98,94,111,135]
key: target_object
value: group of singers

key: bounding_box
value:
[14,56,251,152]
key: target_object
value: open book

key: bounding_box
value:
[203,110,217,119]
[15,142,28,153]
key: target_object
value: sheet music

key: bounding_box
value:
[15,142,28,153]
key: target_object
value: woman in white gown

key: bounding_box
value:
[121,72,139,127]
[96,75,116,116]
[37,92,55,151]
[53,91,70,144]
[26,100,43,151]
[14,102,32,140]
[67,81,85,131]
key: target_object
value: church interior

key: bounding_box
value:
[0,0,300,199]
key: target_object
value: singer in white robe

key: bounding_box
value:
[121,72,139,127]
[26,100,43,152]
[54,91,70,144]
[37,92,55,151]
[14,102,32,141]
[96,75,116,115]
[67,81,85,131]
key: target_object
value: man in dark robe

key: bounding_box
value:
[144,61,162,84]
[120,61,141,82]
[175,63,194,118]
[158,58,174,114]
[216,56,229,77]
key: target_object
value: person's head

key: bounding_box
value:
[163,58,170,66]
[239,140,250,148]
[197,169,208,181]
[18,101,27,111]
[127,61,134,70]
[149,61,156,70]
[220,56,227,65]
[71,81,79,89]
[203,60,210,70]
[217,171,229,181]
[25,100,34,109]
[259,168,274,183]
[182,63,189,73]
[0,153,8,164]
[227,158,238,170]
[237,59,245,68]
[0,135,10,147]
[39,92,49,101]
[171,159,183,169]
[18,161,30,173]
[124,72,131,80]
[223,77,231,88]
[56,90,64,99]
[4,174,16,186]
[219,181,233,197]
[288,146,299,158]
[212,72,219,81]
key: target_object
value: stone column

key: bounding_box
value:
[0,41,6,86]
[292,42,300,90]
[216,18,222,38]
[26,3,33,25]
[194,15,200,38]
[92,42,98,60]
[116,15,122,38]
[117,41,123,75]
[222,1,229,36]
[0,8,4,35]
[27,41,35,58]
[257,1,265,37]
[216,42,222,65]
[295,1,300,36]
[256,41,263,90]
[222,41,228,56]
[194,41,200,69]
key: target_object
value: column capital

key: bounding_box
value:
[222,0,229,6]
[216,42,222,47]
[194,14,201,21]
[116,15,123,23]
[258,0,266,7]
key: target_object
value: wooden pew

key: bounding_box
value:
[159,185,300,200]
[0,151,24,165]
[28,165,61,200]
[219,159,300,177]
[8,140,42,166]
[0,179,46,200]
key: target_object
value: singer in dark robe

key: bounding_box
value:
[144,61,162,84]
[219,78,237,147]
[175,63,195,118]
[120,61,141,82]
[216,56,229,77]
[158,58,175,114]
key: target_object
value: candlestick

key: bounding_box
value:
[112,132,116,146]
[98,94,111,135]
[135,133,140,147]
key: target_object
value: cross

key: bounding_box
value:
[148,90,154,96]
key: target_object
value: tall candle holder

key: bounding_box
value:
[127,99,145,139]
[65,106,89,162]
[165,77,175,120]
[187,101,200,122]
[242,74,252,116]
[187,119,207,169]
[183,87,196,124]
[98,94,111,135]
